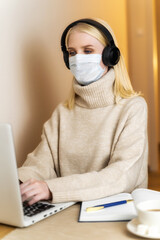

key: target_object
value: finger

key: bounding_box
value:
[21,187,39,202]
[20,179,37,195]
[21,185,34,196]
[21,181,41,202]
[28,193,43,205]
[27,184,50,205]
[20,179,33,192]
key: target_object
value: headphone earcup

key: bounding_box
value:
[102,45,120,66]
[63,51,70,69]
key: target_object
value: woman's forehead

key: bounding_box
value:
[68,30,104,49]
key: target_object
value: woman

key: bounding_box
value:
[19,18,148,205]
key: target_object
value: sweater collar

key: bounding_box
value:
[73,68,115,108]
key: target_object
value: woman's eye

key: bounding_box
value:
[68,51,76,56]
[84,49,92,54]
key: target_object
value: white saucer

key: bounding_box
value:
[127,218,160,239]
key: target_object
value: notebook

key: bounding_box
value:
[79,188,160,222]
[0,123,75,227]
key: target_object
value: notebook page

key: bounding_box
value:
[79,193,137,222]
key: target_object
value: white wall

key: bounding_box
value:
[0,0,128,166]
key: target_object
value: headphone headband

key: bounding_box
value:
[61,18,115,52]
[61,18,120,68]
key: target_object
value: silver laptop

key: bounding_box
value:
[0,123,75,227]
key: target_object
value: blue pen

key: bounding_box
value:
[86,199,133,212]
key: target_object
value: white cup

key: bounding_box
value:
[136,200,160,227]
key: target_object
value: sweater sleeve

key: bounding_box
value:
[18,111,59,182]
[46,97,148,203]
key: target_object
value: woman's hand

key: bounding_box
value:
[20,179,52,205]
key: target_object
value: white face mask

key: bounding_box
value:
[69,54,106,86]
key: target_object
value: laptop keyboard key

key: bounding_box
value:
[23,202,55,217]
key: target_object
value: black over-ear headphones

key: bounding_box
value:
[61,18,120,69]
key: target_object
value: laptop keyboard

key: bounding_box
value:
[23,202,55,217]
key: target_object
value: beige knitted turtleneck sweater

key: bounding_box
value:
[18,69,148,203]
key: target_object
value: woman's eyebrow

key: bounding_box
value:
[82,45,94,48]
[67,47,75,50]
[68,45,94,50]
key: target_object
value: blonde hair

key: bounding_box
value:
[64,18,141,109]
